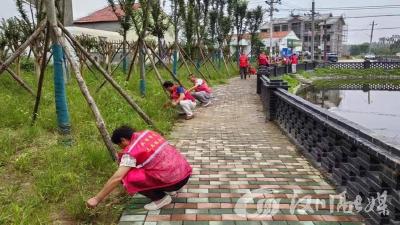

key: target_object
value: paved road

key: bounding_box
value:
[119,77,363,225]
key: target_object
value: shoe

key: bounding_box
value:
[185,115,194,120]
[144,195,172,211]
[202,101,211,107]
[165,191,177,196]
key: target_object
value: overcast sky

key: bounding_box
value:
[1,0,399,44]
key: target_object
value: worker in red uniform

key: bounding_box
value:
[290,53,299,73]
[258,51,269,67]
[239,52,249,80]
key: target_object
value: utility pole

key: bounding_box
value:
[323,21,328,62]
[369,20,376,54]
[311,0,316,61]
[265,0,281,58]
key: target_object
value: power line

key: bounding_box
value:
[349,27,400,31]
[345,14,400,19]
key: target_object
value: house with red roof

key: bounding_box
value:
[73,4,141,32]
[73,4,174,44]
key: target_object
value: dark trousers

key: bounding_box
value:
[240,67,248,79]
[139,175,190,201]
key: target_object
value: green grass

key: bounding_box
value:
[0,60,238,224]
[273,74,300,93]
[312,78,400,89]
[289,68,400,93]
[302,68,400,78]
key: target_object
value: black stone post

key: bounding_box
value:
[363,60,371,69]
[261,77,289,121]
[273,65,278,77]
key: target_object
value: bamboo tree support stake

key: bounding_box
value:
[59,22,160,132]
[143,42,169,98]
[32,23,51,124]
[0,20,47,75]
[200,51,223,76]
[196,46,212,78]
[221,48,230,77]
[178,44,210,83]
[179,47,193,77]
[0,60,36,96]
[57,30,117,161]
[146,44,184,86]
[126,42,139,81]
[96,42,137,93]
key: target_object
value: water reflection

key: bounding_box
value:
[301,89,400,147]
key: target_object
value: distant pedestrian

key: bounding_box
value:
[290,53,299,74]
[258,51,269,67]
[239,52,249,80]
[163,81,196,120]
[187,74,212,107]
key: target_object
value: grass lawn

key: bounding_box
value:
[283,68,400,93]
[0,60,238,225]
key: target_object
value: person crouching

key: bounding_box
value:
[86,126,192,211]
[163,81,196,120]
[187,74,212,107]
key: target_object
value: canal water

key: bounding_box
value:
[301,89,400,147]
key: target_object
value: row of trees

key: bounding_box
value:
[349,42,400,56]
[106,0,266,63]
[0,0,267,81]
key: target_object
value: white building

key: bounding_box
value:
[230,31,302,56]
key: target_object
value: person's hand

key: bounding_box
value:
[172,101,178,106]
[86,197,100,208]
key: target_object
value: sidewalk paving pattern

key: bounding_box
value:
[119,77,364,225]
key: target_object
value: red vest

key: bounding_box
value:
[118,130,192,194]
[239,55,249,68]
[195,80,212,94]
[258,54,268,66]
[291,55,298,64]
[171,86,195,102]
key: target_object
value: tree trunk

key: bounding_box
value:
[60,22,160,132]
[122,31,127,74]
[138,40,146,96]
[59,33,117,161]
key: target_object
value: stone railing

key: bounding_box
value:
[321,61,400,70]
[264,62,318,77]
[257,74,400,225]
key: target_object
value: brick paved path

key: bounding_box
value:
[119,77,363,225]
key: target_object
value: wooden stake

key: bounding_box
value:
[126,42,139,81]
[96,43,137,93]
[0,60,36,96]
[221,48,231,77]
[32,23,51,124]
[56,27,117,161]
[178,44,210,83]
[0,20,47,75]
[143,42,169,98]
[179,47,192,77]
[59,22,160,132]
[198,47,214,79]
[146,44,184,86]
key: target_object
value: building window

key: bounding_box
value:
[282,24,288,31]
[304,36,309,42]
[274,25,280,32]
[326,35,331,42]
